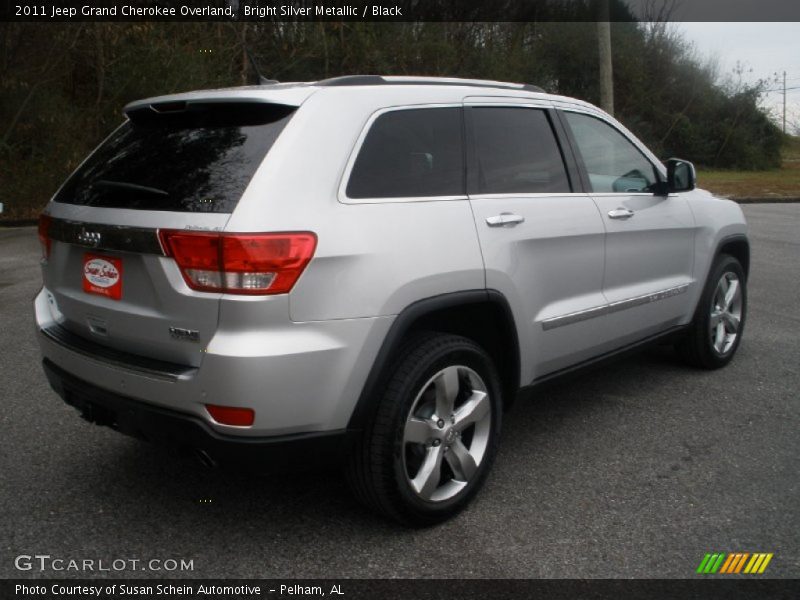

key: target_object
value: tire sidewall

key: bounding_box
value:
[696,255,747,367]
[387,339,503,521]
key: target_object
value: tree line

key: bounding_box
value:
[0,18,785,220]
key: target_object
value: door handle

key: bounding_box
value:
[608,208,635,220]
[486,213,525,227]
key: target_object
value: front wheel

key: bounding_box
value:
[346,332,502,526]
[677,254,747,369]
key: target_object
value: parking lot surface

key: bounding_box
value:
[1,204,798,578]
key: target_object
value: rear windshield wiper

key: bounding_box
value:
[92,179,170,197]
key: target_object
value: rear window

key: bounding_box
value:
[54,102,295,213]
[346,107,464,199]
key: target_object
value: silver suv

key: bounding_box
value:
[35,76,749,525]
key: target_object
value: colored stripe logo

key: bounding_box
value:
[696,552,773,574]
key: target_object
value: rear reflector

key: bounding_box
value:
[158,231,316,295]
[38,213,52,259]
[205,404,255,427]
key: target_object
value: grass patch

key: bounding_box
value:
[697,136,800,198]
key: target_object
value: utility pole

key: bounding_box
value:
[598,0,614,116]
[783,70,787,134]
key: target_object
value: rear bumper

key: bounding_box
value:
[43,359,356,468]
[34,287,394,435]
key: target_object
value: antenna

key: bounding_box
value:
[244,47,278,86]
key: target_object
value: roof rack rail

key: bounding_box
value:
[317,75,386,86]
[316,75,545,93]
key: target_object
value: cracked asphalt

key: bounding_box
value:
[0,204,797,579]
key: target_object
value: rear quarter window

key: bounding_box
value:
[346,107,465,199]
[54,103,295,213]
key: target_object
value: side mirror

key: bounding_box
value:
[665,158,696,193]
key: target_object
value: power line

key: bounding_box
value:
[762,86,800,93]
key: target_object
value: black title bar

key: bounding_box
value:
[4,579,800,600]
[2,0,800,22]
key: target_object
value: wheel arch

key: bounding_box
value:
[347,290,520,430]
[716,234,750,280]
[689,233,750,320]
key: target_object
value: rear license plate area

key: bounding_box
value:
[82,253,123,300]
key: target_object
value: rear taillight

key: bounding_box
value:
[158,230,317,295]
[37,214,52,259]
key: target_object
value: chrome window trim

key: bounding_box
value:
[586,192,656,197]
[542,283,690,331]
[468,192,591,200]
[463,99,554,109]
[337,103,468,205]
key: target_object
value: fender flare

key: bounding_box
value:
[346,289,520,430]
[713,233,750,277]
[690,233,750,319]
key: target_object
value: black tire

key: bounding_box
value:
[346,332,503,526]
[677,254,747,369]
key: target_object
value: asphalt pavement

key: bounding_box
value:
[0,204,798,579]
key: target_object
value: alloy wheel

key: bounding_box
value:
[709,271,743,355]
[402,365,492,502]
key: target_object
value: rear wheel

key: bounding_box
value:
[677,254,747,369]
[346,332,502,526]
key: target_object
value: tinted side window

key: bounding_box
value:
[346,107,464,199]
[563,112,657,193]
[470,107,571,194]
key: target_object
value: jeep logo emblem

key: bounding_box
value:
[445,428,457,445]
[77,228,102,247]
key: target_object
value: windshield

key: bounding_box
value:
[54,102,295,213]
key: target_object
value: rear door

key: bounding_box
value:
[464,99,609,380]
[559,110,696,343]
[41,101,296,367]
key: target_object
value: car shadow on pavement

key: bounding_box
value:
[83,435,395,531]
[55,344,702,537]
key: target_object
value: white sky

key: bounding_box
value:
[676,23,800,134]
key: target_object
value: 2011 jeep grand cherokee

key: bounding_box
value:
[35,76,748,525]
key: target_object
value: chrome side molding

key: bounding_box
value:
[542,284,690,331]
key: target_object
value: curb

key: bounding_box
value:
[732,197,800,204]
[0,219,38,227]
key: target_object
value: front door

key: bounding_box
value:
[561,110,696,345]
